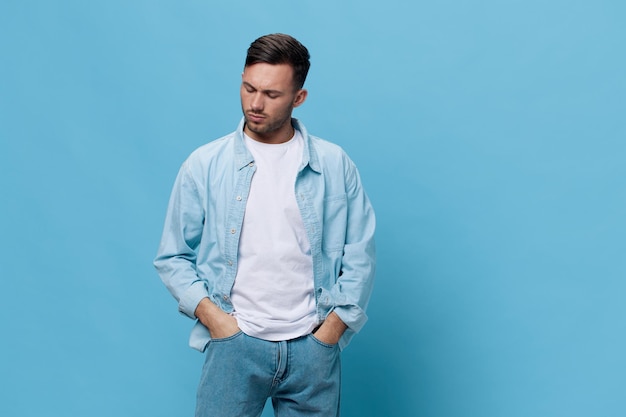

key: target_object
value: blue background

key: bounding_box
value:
[1,1,625,416]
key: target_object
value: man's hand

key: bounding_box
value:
[312,312,347,345]
[194,297,240,339]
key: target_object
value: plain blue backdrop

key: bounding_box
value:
[1,1,625,416]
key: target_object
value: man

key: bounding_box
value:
[154,33,375,417]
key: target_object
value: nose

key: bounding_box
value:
[250,93,264,112]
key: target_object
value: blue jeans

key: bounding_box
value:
[196,331,341,417]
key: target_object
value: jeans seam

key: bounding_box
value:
[210,330,243,343]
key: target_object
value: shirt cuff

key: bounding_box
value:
[332,304,368,334]
[178,280,209,319]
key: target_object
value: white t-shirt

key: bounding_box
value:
[230,130,318,341]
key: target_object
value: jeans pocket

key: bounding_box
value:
[308,333,338,349]
[210,330,243,343]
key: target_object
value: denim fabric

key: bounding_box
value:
[196,332,341,417]
[154,118,376,351]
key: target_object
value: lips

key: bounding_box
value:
[247,112,265,123]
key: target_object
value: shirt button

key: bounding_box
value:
[230,228,236,234]
[248,162,254,167]
[223,295,229,301]
[236,196,242,201]
[228,260,233,266]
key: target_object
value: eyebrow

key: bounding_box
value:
[242,81,284,96]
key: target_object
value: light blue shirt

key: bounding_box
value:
[154,118,376,351]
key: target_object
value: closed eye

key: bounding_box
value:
[242,82,282,98]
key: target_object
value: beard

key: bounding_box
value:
[242,106,294,139]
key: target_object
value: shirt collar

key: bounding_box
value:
[234,117,321,173]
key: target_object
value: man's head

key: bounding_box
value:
[241,34,310,144]
[245,33,310,90]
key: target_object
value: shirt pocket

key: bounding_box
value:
[322,193,348,252]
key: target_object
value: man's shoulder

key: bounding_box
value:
[306,132,345,155]
[307,133,356,169]
[185,131,238,165]
[294,119,345,157]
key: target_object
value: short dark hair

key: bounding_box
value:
[245,33,311,89]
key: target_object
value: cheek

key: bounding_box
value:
[274,100,294,115]
[241,96,256,111]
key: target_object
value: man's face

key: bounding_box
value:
[240,63,307,144]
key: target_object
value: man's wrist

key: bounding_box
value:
[314,312,347,344]
[194,297,219,327]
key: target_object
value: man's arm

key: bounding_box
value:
[325,154,376,345]
[154,160,211,319]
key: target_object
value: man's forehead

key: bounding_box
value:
[242,63,295,89]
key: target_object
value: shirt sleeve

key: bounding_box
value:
[153,160,209,319]
[330,155,376,334]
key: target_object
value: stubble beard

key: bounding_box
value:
[243,107,294,139]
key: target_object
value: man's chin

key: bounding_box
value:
[245,120,271,135]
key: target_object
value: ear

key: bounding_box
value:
[293,89,308,108]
